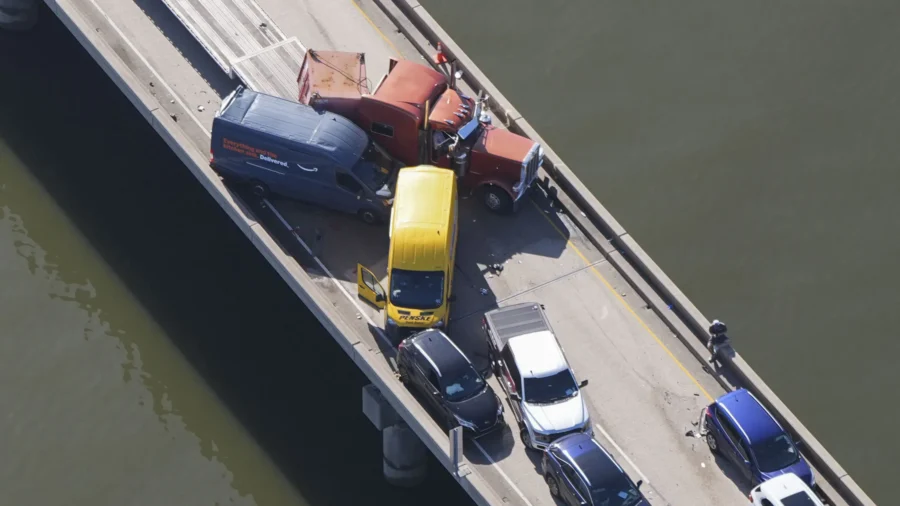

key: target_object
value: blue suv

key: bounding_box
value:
[542,433,649,506]
[703,388,814,488]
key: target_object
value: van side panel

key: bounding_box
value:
[211,119,305,200]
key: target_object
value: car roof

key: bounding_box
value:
[555,434,627,488]
[409,330,469,377]
[390,166,456,271]
[507,331,568,378]
[716,389,785,444]
[758,473,823,505]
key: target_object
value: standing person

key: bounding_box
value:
[707,319,729,363]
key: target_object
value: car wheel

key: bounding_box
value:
[487,351,499,374]
[519,427,532,450]
[248,179,269,198]
[482,185,513,214]
[706,432,720,454]
[359,209,379,225]
[397,364,409,385]
[545,474,561,498]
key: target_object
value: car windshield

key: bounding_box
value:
[389,269,444,310]
[751,433,800,472]
[440,365,486,402]
[523,370,578,404]
[351,143,393,192]
[781,491,819,506]
[590,480,643,506]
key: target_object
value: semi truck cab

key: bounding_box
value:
[298,50,544,214]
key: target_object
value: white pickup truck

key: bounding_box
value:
[483,302,592,450]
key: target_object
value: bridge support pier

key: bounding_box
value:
[0,0,38,31]
[363,384,427,487]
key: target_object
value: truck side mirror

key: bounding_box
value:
[579,379,589,388]
[636,480,643,489]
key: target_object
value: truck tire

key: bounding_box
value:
[519,427,532,450]
[545,474,561,498]
[482,185,513,214]
[359,209,379,225]
[248,179,269,198]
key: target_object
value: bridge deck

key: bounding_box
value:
[48,0,840,504]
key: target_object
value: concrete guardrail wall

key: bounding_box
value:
[383,1,876,505]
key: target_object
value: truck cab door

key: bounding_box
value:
[357,264,386,309]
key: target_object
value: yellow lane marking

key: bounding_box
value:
[350,0,402,57]
[531,200,714,402]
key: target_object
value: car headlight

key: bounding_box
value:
[497,403,504,417]
[533,431,552,443]
[809,473,816,487]
[432,319,444,328]
[454,415,477,430]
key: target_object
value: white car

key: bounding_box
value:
[750,473,825,506]
[484,302,591,450]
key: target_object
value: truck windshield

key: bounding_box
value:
[361,140,393,168]
[441,365,485,402]
[389,269,444,310]
[351,142,393,192]
[751,433,800,472]
[523,370,578,404]
[351,160,390,192]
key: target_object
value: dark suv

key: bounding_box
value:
[397,329,504,437]
[542,433,649,506]
[703,388,814,488]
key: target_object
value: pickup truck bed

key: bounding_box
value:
[484,302,551,351]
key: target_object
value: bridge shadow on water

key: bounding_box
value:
[0,8,470,506]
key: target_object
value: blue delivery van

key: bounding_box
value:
[210,86,399,224]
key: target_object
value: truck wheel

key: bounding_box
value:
[519,427,532,450]
[359,209,379,225]
[248,180,269,198]
[482,186,513,214]
[545,474,561,498]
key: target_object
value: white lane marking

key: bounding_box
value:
[263,199,393,349]
[80,3,536,501]
[83,0,210,136]
[594,423,650,486]
[471,441,534,506]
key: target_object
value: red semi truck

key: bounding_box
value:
[297,50,544,214]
